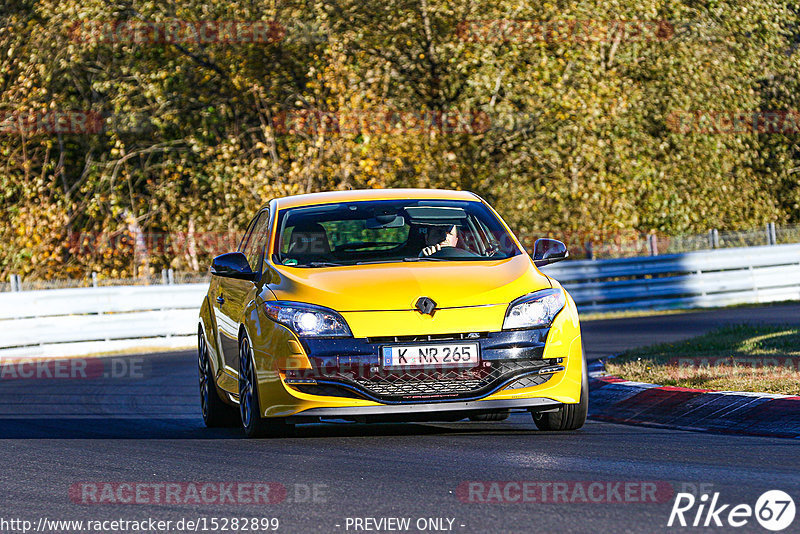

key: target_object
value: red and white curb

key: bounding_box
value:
[587,361,800,439]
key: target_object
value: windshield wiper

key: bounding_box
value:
[353,257,448,265]
[403,256,448,262]
[302,261,346,267]
[356,259,397,265]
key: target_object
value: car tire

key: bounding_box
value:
[469,410,510,422]
[198,327,239,427]
[238,333,294,439]
[532,355,588,431]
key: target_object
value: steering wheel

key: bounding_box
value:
[423,247,480,259]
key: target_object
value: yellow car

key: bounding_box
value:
[198,189,586,437]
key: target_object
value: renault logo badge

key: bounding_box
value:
[415,296,437,315]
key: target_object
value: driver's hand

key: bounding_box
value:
[421,244,442,256]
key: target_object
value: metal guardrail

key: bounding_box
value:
[1,243,798,358]
[0,284,206,358]
[541,243,800,313]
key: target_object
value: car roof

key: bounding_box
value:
[270,189,481,211]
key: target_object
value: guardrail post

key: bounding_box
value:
[767,222,777,245]
[167,268,174,285]
[161,269,168,285]
[647,234,659,256]
[10,274,21,292]
[91,272,98,287]
[584,241,594,260]
[708,229,720,249]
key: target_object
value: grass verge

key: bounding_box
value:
[605,325,800,395]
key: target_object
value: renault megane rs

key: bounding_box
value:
[198,189,586,437]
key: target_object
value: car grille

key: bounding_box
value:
[312,359,555,403]
[366,332,487,344]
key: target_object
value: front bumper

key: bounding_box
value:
[285,328,564,404]
[251,297,584,418]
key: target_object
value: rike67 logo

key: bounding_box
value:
[668,490,796,531]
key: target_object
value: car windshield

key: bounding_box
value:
[272,199,521,267]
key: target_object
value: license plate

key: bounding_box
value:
[381,343,480,368]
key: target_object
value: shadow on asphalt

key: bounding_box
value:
[0,417,559,440]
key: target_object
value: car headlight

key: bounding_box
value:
[503,288,566,330]
[264,301,352,338]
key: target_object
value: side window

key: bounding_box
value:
[238,213,260,254]
[243,210,270,271]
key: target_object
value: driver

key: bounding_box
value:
[421,225,458,256]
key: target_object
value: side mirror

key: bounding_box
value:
[532,238,569,267]
[211,252,256,280]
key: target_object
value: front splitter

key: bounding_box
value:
[285,397,561,422]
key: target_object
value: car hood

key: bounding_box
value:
[267,254,551,312]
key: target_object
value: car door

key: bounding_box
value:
[215,210,270,373]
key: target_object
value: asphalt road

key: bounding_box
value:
[1,303,799,534]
